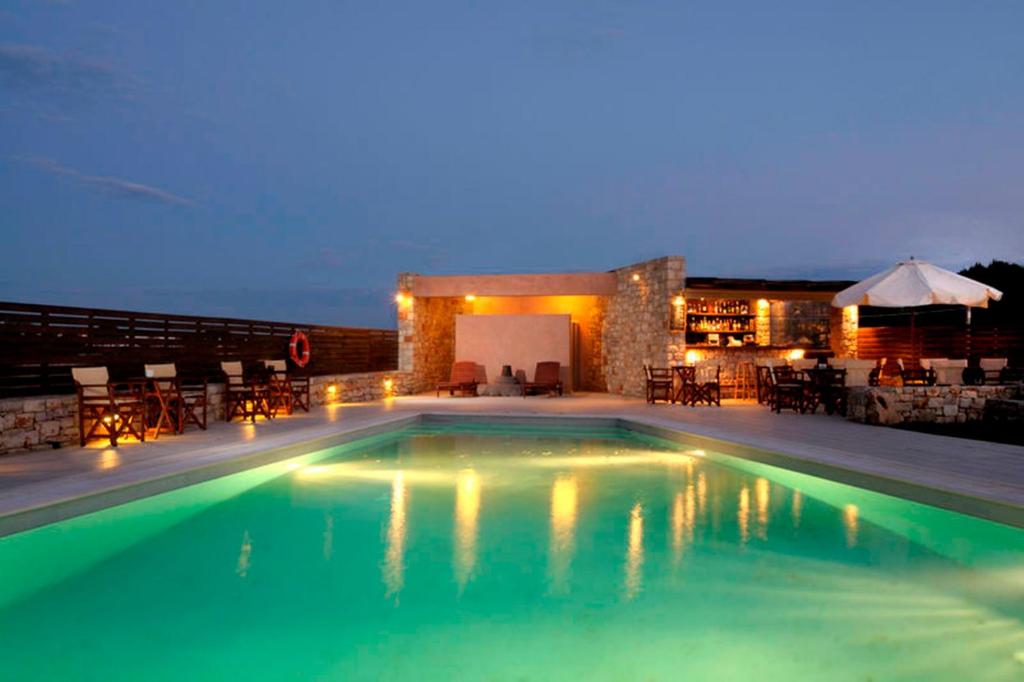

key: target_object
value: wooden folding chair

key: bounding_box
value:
[145,363,208,434]
[143,363,182,439]
[262,359,310,413]
[643,365,674,404]
[221,361,271,423]
[72,366,147,447]
[689,363,721,407]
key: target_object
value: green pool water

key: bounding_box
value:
[3,424,1024,681]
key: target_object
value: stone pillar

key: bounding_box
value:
[602,256,686,397]
[830,304,858,358]
[396,272,416,373]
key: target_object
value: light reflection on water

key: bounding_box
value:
[454,469,480,593]
[548,474,578,594]
[6,429,1024,681]
[383,472,407,600]
[624,502,644,600]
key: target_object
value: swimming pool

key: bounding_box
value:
[2,422,1023,680]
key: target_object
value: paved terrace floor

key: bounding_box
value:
[2,393,1023,532]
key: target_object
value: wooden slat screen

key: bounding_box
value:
[0,301,397,397]
[857,325,1024,364]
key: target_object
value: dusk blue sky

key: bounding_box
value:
[2,2,1022,327]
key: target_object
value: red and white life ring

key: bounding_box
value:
[289,331,311,368]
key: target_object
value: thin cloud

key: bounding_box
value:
[0,43,131,101]
[23,157,198,207]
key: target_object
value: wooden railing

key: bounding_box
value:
[0,301,398,397]
[857,324,1024,363]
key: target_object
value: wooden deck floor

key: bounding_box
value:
[1,393,1022,534]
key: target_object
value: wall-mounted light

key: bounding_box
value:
[757,298,770,310]
[394,292,412,307]
[673,295,684,306]
[383,377,394,395]
[326,384,338,400]
[632,273,641,282]
[787,349,805,361]
[464,294,476,302]
[685,350,699,365]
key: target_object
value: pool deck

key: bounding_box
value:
[2,392,1023,534]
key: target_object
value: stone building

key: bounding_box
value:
[397,256,858,398]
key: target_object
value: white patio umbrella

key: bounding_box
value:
[832,259,1003,360]
[832,259,1003,320]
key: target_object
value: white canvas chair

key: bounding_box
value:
[71,366,146,447]
[920,358,966,386]
[830,358,875,387]
[980,358,1008,384]
[144,362,208,435]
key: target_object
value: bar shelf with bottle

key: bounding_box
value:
[685,298,757,347]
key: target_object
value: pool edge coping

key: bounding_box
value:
[1,411,1022,537]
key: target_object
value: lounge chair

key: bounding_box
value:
[437,361,479,397]
[980,358,1008,384]
[643,365,673,404]
[72,366,147,447]
[221,361,272,422]
[144,363,208,436]
[522,361,563,397]
[830,358,875,387]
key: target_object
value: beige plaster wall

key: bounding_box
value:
[454,314,572,389]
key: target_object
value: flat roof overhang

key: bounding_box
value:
[411,272,618,297]
[684,277,857,303]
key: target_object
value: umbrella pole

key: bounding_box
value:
[965,306,972,359]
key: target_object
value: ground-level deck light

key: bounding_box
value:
[326,383,338,402]
[382,377,394,396]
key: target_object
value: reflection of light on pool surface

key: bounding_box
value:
[548,475,578,593]
[383,472,407,599]
[624,502,644,600]
[454,469,480,592]
[4,427,1024,681]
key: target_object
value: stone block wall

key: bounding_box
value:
[603,257,686,397]
[397,272,474,393]
[0,371,412,456]
[847,385,1021,425]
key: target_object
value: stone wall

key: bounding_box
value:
[847,385,1021,425]
[603,257,686,397]
[396,272,473,393]
[830,305,858,358]
[0,370,412,456]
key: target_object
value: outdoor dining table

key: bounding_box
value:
[799,366,848,415]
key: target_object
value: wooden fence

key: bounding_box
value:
[857,324,1024,364]
[0,301,398,397]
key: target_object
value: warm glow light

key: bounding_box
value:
[97,449,120,470]
[671,491,685,565]
[454,469,481,592]
[788,349,806,361]
[685,350,700,365]
[548,475,579,593]
[394,292,412,307]
[738,486,750,547]
[624,502,644,599]
[755,477,770,540]
[464,294,476,302]
[673,295,684,306]
[632,273,640,282]
[383,472,407,599]
[844,504,859,548]
[382,378,394,393]
[757,298,770,309]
